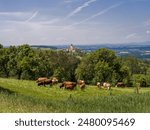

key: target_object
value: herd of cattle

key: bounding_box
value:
[36,77,125,90]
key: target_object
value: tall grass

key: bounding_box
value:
[0,78,150,112]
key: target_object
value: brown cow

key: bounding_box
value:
[77,80,85,85]
[60,81,76,90]
[116,82,125,88]
[37,79,52,86]
[77,80,86,90]
[80,83,86,90]
[36,77,48,83]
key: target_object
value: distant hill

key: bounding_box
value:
[30,42,150,60]
[30,45,57,50]
[55,43,150,60]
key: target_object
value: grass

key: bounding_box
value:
[0,78,150,112]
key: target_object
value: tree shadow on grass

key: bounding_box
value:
[0,86,15,95]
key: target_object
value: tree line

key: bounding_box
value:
[0,44,150,87]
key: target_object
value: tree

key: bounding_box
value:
[75,48,129,84]
[121,56,148,75]
[14,44,36,79]
[34,50,53,78]
[53,67,64,82]
[0,44,3,49]
[32,49,79,81]
[75,53,95,83]
[0,48,10,77]
[94,61,111,83]
[51,51,80,81]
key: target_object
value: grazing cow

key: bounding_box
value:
[51,77,58,85]
[77,80,85,85]
[116,82,125,87]
[97,82,111,90]
[60,81,76,90]
[36,77,48,83]
[80,83,86,90]
[38,79,52,86]
[37,78,52,86]
[97,82,101,89]
[44,79,53,86]
[116,82,125,88]
[77,80,86,90]
[103,82,111,90]
[37,81,45,86]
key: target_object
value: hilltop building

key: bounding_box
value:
[66,44,77,53]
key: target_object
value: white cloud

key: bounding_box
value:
[126,33,137,39]
[68,2,122,27]
[146,30,150,34]
[0,10,60,26]
[0,1,149,45]
[66,0,97,18]
[0,12,26,17]
[0,11,39,22]
[25,11,39,22]
[144,19,150,26]
[37,19,60,25]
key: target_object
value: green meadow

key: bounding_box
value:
[0,78,150,113]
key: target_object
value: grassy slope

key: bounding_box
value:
[0,78,150,113]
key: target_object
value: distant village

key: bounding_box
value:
[31,44,81,52]
[65,44,81,53]
[30,43,150,60]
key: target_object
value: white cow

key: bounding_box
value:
[97,82,111,90]
[97,82,101,88]
[103,82,111,90]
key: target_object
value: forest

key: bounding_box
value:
[0,43,150,87]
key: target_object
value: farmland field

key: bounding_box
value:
[0,78,150,113]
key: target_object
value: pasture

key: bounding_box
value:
[0,78,150,112]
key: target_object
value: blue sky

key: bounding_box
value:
[0,0,150,45]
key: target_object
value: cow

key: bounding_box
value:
[51,77,58,85]
[77,80,85,85]
[77,80,86,90]
[97,82,101,89]
[60,81,77,90]
[97,82,111,90]
[44,79,53,86]
[36,77,52,87]
[80,83,86,90]
[116,82,125,88]
[103,82,111,90]
[36,77,48,83]
[37,81,45,86]
[38,79,52,86]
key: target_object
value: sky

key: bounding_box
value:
[0,0,150,46]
